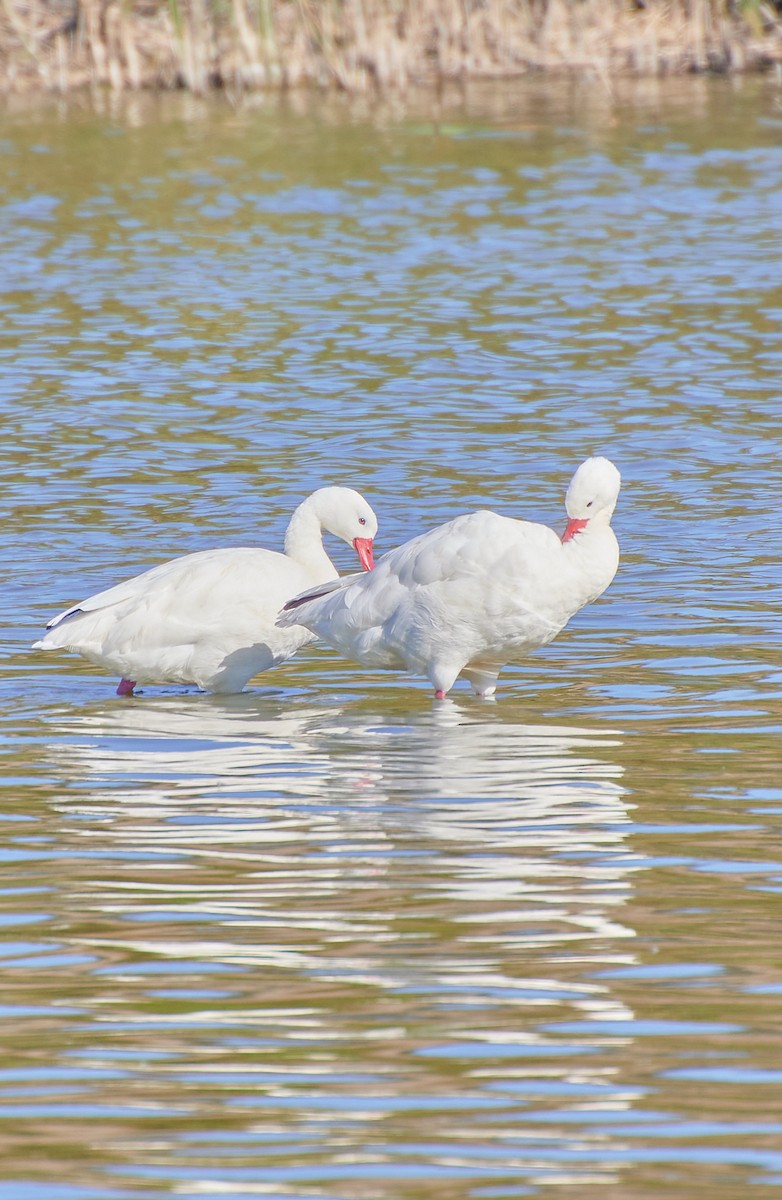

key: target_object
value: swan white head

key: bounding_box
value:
[562,456,621,544]
[307,486,378,569]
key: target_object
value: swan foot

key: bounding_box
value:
[116,678,137,696]
[462,667,499,698]
[434,689,448,700]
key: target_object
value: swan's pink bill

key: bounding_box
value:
[353,537,375,571]
[561,516,589,543]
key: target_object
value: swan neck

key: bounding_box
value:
[284,497,337,581]
[561,524,619,608]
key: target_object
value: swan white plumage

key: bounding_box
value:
[277,458,620,699]
[33,486,377,695]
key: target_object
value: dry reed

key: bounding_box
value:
[1,0,781,95]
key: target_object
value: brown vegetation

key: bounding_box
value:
[1,0,782,95]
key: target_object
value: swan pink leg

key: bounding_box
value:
[116,678,136,696]
[430,663,459,700]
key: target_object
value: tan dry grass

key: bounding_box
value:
[1,0,781,95]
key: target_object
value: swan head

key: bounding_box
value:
[562,456,621,543]
[312,486,378,570]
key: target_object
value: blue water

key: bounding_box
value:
[1,76,782,1199]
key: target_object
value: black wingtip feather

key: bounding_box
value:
[283,589,331,611]
[47,607,83,630]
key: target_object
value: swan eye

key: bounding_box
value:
[586,501,593,508]
[359,517,367,526]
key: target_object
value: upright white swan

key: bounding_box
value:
[34,486,377,695]
[278,458,620,698]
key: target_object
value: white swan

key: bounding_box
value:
[34,486,377,695]
[278,458,620,699]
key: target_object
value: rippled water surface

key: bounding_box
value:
[2,76,782,1199]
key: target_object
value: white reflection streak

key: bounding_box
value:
[45,694,643,1178]
[49,696,637,997]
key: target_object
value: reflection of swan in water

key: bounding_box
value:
[49,693,633,954]
[49,689,627,818]
[47,694,640,1181]
[51,691,343,809]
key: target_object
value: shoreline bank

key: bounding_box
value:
[2,0,782,97]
